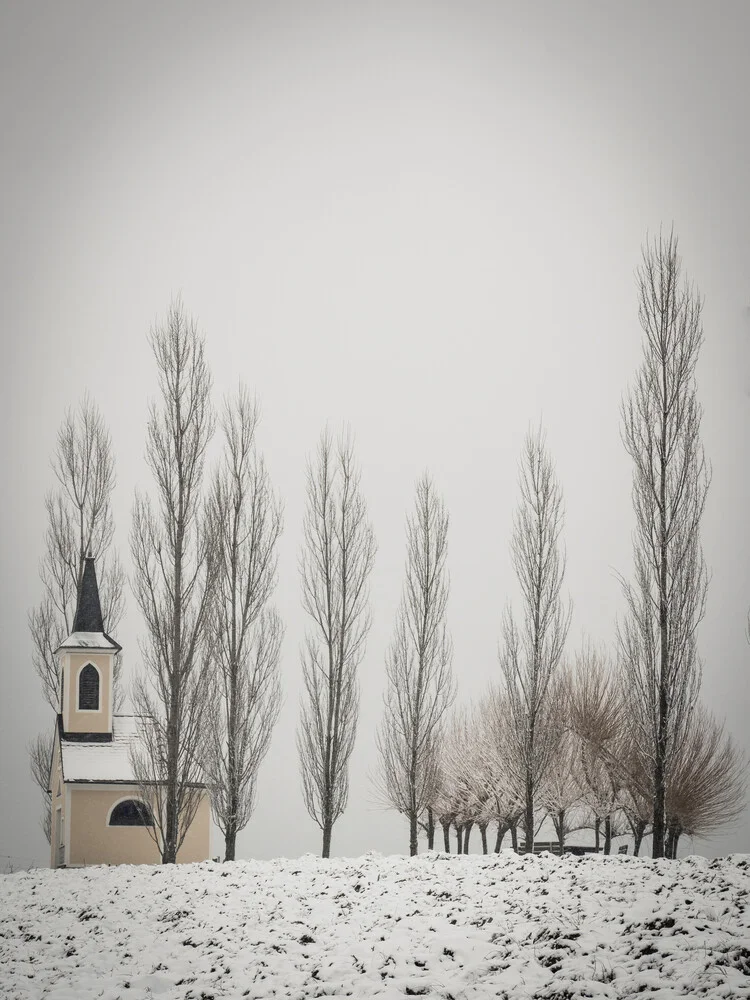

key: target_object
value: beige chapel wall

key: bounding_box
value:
[68,786,211,867]
[65,652,112,734]
[50,737,64,868]
[177,793,212,863]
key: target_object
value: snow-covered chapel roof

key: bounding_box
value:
[59,715,151,783]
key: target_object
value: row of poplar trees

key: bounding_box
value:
[28,229,740,863]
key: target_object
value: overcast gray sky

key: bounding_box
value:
[1,1,748,868]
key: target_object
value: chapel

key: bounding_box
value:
[47,556,210,867]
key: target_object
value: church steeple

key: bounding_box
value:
[56,554,120,738]
[73,555,105,633]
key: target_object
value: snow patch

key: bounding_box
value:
[2,852,749,998]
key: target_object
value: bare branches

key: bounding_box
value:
[499,424,571,850]
[376,473,455,855]
[203,387,284,860]
[29,394,124,711]
[52,394,115,562]
[130,682,208,859]
[297,430,376,857]
[665,704,746,855]
[539,726,583,853]
[618,229,710,857]
[28,731,54,845]
[129,299,216,864]
[205,610,283,850]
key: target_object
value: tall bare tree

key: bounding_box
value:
[499,425,571,852]
[29,394,125,711]
[618,229,710,858]
[376,474,455,855]
[297,430,376,858]
[203,388,284,861]
[28,395,124,842]
[129,299,216,864]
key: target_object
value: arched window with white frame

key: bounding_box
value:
[77,663,100,711]
[107,798,155,827]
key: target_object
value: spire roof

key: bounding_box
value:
[73,556,104,632]
[54,556,122,653]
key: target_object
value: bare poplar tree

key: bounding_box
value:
[297,430,376,858]
[28,731,54,844]
[29,394,125,711]
[28,395,124,844]
[129,299,216,864]
[618,229,710,858]
[376,474,455,855]
[499,425,571,852]
[203,387,284,861]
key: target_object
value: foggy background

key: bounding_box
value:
[1,0,748,869]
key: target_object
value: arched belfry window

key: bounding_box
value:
[78,663,100,711]
[108,799,154,827]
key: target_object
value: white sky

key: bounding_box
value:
[1,1,748,868]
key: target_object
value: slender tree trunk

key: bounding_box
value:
[409,810,418,857]
[224,673,239,862]
[455,823,462,853]
[322,819,332,859]
[510,822,518,852]
[494,822,508,853]
[665,819,682,859]
[672,827,681,859]
[652,354,670,862]
[594,816,601,853]
[633,820,645,857]
[164,671,180,862]
[479,822,488,855]
[426,808,435,850]
[408,733,419,856]
[524,776,534,855]
[224,720,239,859]
[557,811,565,854]
[604,814,612,855]
[442,819,451,852]
[463,821,473,854]
[163,475,185,866]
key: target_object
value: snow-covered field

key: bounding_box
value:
[2,852,750,1000]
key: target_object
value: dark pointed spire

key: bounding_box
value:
[72,555,104,633]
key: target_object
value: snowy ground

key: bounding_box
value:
[2,852,749,1000]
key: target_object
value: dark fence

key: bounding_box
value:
[518,841,605,856]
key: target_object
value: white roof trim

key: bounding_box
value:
[56,631,119,652]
